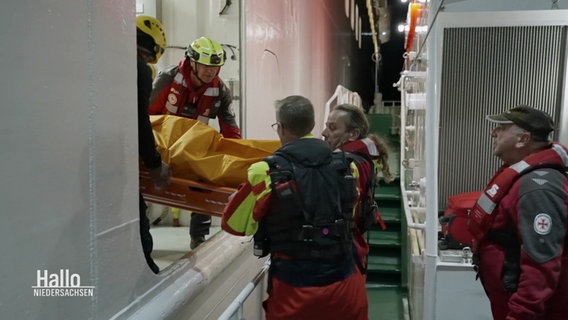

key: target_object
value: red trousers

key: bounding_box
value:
[263,268,368,320]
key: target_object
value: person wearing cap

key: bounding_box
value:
[468,105,568,319]
[148,36,241,249]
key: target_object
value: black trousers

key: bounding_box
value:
[189,212,211,238]
[139,193,159,273]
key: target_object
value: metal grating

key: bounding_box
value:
[438,25,567,208]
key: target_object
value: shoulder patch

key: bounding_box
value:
[533,213,552,235]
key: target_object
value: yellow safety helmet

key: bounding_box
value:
[136,15,167,64]
[186,37,225,66]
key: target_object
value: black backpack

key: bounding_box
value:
[346,153,382,233]
[253,151,357,260]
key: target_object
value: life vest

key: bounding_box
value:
[468,143,568,249]
[163,59,221,124]
[256,150,357,261]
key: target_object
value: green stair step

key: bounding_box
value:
[366,272,401,286]
[366,286,409,320]
[368,230,401,247]
[375,185,402,201]
[366,255,401,273]
[377,206,401,223]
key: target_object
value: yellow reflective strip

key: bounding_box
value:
[351,162,361,218]
[351,162,360,179]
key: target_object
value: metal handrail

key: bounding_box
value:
[217,259,271,320]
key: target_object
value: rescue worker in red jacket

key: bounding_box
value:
[222,96,368,320]
[136,15,171,273]
[468,105,568,320]
[322,104,394,272]
[149,36,241,249]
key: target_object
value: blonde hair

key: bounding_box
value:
[368,134,394,183]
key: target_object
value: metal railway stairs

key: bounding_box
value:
[365,112,409,320]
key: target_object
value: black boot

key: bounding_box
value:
[190,235,205,249]
[189,212,211,249]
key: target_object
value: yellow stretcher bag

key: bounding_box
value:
[150,115,280,188]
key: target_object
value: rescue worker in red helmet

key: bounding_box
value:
[149,36,241,249]
[136,15,171,273]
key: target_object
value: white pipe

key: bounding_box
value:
[239,0,247,138]
[120,233,253,320]
[560,24,568,146]
[401,183,426,230]
[399,73,426,231]
[405,190,420,197]
[423,1,444,318]
[217,260,270,320]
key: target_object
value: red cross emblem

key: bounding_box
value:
[533,213,552,235]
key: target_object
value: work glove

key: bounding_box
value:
[149,161,171,188]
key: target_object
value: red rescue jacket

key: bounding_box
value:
[148,59,241,138]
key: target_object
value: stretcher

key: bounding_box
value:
[140,169,236,217]
[139,116,280,216]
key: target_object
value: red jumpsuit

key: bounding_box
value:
[476,168,568,320]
